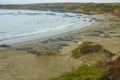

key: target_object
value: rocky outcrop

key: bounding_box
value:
[42,35,81,52]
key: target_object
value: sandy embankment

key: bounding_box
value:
[0,14,120,80]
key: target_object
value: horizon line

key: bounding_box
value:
[0,2,120,5]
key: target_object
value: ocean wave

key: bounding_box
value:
[0,29,48,41]
[0,12,57,16]
[0,24,73,41]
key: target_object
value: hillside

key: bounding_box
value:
[0,3,120,16]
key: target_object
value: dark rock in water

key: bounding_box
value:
[46,13,56,15]
[92,18,97,21]
[76,14,82,16]
[27,48,38,54]
[83,20,87,21]
[89,20,93,22]
[18,11,21,14]
[64,14,74,17]
[0,44,11,48]
[92,18,104,22]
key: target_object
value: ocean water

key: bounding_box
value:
[0,9,94,44]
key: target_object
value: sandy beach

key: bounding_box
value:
[0,14,120,80]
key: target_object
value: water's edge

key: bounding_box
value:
[0,9,94,44]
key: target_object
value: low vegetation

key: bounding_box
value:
[73,4,120,16]
[101,57,120,80]
[50,55,120,80]
[51,65,107,80]
[51,57,120,80]
[71,42,113,58]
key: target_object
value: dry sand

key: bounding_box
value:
[0,14,120,80]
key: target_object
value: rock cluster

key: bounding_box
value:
[42,35,81,52]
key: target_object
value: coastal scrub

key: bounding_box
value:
[51,65,107,80]
[71,42,113,58]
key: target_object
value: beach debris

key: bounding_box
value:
[91,18,104,22]
[46,13,56,15]
[84,30,111,38]
[83,19,87,21]
[0,44,11,48]
[16,47,33,51]
[42,35,81,43]
[27,48,38,54]
[63,14,74,17]
[78,41,82,45]
[88,19,93,22]
[18,11,21,14]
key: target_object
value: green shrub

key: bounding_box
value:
[71,42,113,58]
[51,65,107,80]
[71,42,102,58]
[71,42,93,58]
[71,48,80,58]
[79,43,102,54]
[93,44,102,52]
[79,43,94,54]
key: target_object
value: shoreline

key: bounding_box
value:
[10,14,103,46]
[0,14,120,80]
[11,14,120,54]
[0,9,93,45]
